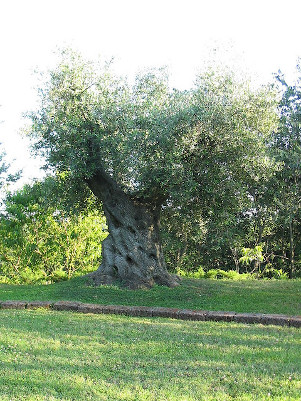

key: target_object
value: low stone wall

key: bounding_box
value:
[0,300,300,327]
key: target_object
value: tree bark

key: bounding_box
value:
[86,170,180,289]
[230,247,240,273]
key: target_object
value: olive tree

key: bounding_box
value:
[28,50,278,288]
[269,64,301,277]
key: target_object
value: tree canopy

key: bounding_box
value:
[26,50,279,288]
[29,50,278,209]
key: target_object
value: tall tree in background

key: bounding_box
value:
[271,65,301,278]
[27,50,278,288]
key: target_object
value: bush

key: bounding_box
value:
[18,268,47,284]
[260,265,288,280]
[51,269,69,282]
[191,267,205,279]
[176,266,205,279]
[224,270,241,280]
[0,275,11,284]
[178,267,255,280]
[205,269,219,279]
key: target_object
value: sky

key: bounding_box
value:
[1,0,301,188]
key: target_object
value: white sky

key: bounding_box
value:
[1,0,301,187]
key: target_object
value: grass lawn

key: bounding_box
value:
[0,309,300,401]
[0,277,300,316]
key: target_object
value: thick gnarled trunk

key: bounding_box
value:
[87,171,180,289]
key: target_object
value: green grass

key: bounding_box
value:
[1,279,300,400]
[0,277,300,315]
[0,309,300,401]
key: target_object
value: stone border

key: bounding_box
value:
[0,300,300,327]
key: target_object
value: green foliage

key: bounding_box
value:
[0,176,108,284]
[162,65,301,279]
[28,49,278,208]
[204,269,220,279]
[50,268,69,282]
[18,267,46,285]
[177,267,254,280]
[261,265,288,280]
[21,50,301,281]
[240,246,264,266]
[176,264,290,280]
[223,269,244,280]
[265,64,301,278]
[176,266,205,279]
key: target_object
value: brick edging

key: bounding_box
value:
[0,300,300,327]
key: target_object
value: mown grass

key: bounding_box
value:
[0,309,300,401]
[0,277,300,315]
